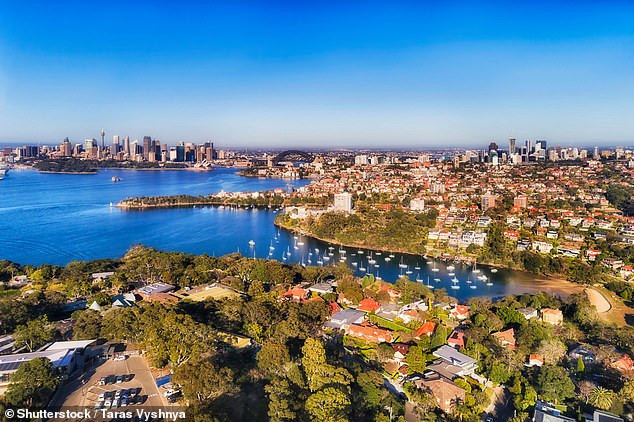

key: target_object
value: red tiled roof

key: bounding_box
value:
[415,321,437,338]
[358,298,381,312]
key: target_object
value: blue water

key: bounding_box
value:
[0,168,569,300]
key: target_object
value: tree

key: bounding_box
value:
[72,309,102,340]
[576,357,585,374]
[5,357,59,408]
[266,376,297,421]
[620,379,634,404]
[305,386,351,422]
[14,316,53,352]
[430,324,447,349]
[172,358,235,404]
[588,386,616,411]
[257,340,291,377]
[301,338,351,392]
[535,365,575,404]
[536,340,566,365]
[405,346,427,374]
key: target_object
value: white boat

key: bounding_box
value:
[398,257,407,269]
[317,259,323,265]
[451,277,459,283]
[448,272,455,277]
[298,241,304,246]
[447,265,455,271]
[405,266,413,275]
[358,250,364,254]
[389,254,395,258]
[352,262,358,266]
[486,281,493,286]
[470,284,477,289]
[472,261,481,274]
[416,273,423,282]
[248,240,255,246]
[375,252,382,256]
[323,255,330,261]
[491,268,498,273]
[434,278,441,282]
[340,257,347,262]
[425,276,434,289]
[384,257,391,262]
[359,266,367,272]
[451,284,460,290]
[431,261,440,272]
[374,264,380,268]
[478,275,488,281]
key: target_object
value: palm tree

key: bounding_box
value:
[588,386,616,410]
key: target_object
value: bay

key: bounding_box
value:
[0,168,578,300]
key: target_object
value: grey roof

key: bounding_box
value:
[592,410,623,422]
[137,282,176,296]
[432,345,477,368]
[534,410,576,422]
[328,309,365,325]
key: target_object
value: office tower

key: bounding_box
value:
[488,142,498,152]
[124,136,130,156]
[508,138,516,155]
[481,193,496,211]
[593,146,599,159]
[143,136,152,160]
[60,138,72,157]
[333,192,353,212]
[113,135,120,147]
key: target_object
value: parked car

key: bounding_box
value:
[99,377,108,385]
[116,375,124,383]
[94,401,104,410]
[114,390,122,399]
[113,355,126,361]
[103,399,112,408]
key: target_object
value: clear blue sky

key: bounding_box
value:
[1,1,633,147]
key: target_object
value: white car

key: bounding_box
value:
[113,355,126,361]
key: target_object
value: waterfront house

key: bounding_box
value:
[91,272,115,283]
[308,282,333,295]
[450,305,469,320]
[518,307,538,320]
[541,308,563,325]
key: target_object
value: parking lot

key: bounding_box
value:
[50,353,167,411]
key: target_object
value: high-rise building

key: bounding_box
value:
[60,138,72,157]
[508,138,516,155]
[143,136,152,160]
[124,136,130,156]
[488,142,498,152]
[514,195,529,208]
[481,193,496,211]
[593,146,600,159]
[354,155,369,165]
[333,192,353,212]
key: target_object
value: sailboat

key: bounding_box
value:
[472,260,481,274]
[416,273,423,282]
[414,262,421,270]
[368,252,376,265]
[376,270,382,281]
[451,278,460,290]
[425,276,434,289]
[431,261,440,272]
[398,257,407,269]
[491,268,498,273]
[269,240,275,251]
[405,265,413,275]
[447,264,455,271]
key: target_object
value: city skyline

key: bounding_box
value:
[1,2,634,146]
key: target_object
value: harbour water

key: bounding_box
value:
[0,168,575,300]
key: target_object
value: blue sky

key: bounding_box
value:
[1,1,633,147]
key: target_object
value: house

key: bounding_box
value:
[111,293,137,309]
[569,346,596,364]
[446,331,465,349]
[347,323,393,343]
[91,272,115,283]
[620,265,633,279]
[378,284,401,300]
[328,302,342,316]
[136,282,177,302]
[450,304,469,320]
[541,308,563,325]
[281,287,309,302]
[399,309,424,324]
[325,309,365,331]
[376,304,401,321]
[527,354,544,367]
[415,376,466,413]
[8,275,29,288]
[392,343,410,361]
[357,298,381,313]
[432,345,478,377]
[585,409,623,422]
[308,282,333,295]
[611,354,634,375]
[415,321,437,338]
[492,328,516,349]
[518,307,539,320]
[533,400,575,422]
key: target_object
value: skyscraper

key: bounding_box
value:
[508,137,516,155]
[124,136,130,156]
[143,136,152,160]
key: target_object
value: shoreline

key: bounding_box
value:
[37,170,97,175]
[275,220,587,296]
